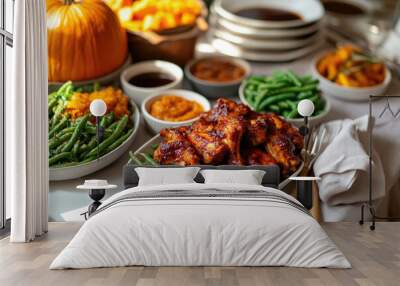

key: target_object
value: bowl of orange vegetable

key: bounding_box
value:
[311,45,391,101]
[105,0,208,66]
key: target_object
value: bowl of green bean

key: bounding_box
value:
[239,71,330,127]
[48,87,141,181]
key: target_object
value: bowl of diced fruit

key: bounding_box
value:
[105,0,208,66]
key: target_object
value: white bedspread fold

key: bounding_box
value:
[50,183,350,269]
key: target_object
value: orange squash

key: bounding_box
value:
[47,0,128,82]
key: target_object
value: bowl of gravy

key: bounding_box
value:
[121,60,183,105]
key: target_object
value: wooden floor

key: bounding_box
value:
[0,222,399,286]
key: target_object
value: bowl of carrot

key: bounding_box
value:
[311,45,391,101]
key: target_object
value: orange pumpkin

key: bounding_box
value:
[47,0,128,82]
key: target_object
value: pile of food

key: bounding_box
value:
[190,58,246,83]
[149,95,204,122]
[317,45,386,87]
[132,98,303,177]
[48,82,134,167]
[106,0,203,32]
[242,71,325,118]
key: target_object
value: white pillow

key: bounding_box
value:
[200,169,266,185]
[135,167,200,186]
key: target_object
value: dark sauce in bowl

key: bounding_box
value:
[234,7,302,21]
[128,72,175,88]
[323,1,365,15]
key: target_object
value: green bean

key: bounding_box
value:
[298,91,314,100]
[100,112,114,128]
[48,98,58,116]
[51,101,65,128]
[277,101,290,110]
[49,132,72,149]
[268,104,280,113]
[57,126,75,137]
[49,116,69,138]
[253,90,269,109]
[258,93,296,111]
[286,101,298,119]
[129,151,143,165]
[287,70,302,87]
[81,156,96,163]
[49,152,71,166]
[140,153,158,166]
[268,84,318,96]
[85,115,128,158]
[61,114,90,152]
[55,142,68,154]
[105,128,133,153]
[73,139,81,157]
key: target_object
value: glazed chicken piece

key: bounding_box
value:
[246,147,277,166]
[266,133,301,176]
[187,119,228,164]
[246,112,270,146]
[194,98,248,165]
[266,113,304,152]
[153,127,200,166]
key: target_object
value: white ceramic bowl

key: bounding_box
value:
[239,81,331,127]
[141,89,211,134]
[214,0,324,29]
[121,60,183,105]
[185,56,251,98]
[311,51,392,102]
[49,100,141,181]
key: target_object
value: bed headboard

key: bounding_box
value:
[123,165,280,189]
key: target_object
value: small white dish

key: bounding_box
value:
[239,82,331,127]
[121,60,183,105]
[212,38,323,62]
[141,89,211,134]
[311,51,392,102]
[214,0,324,29]
[185,56,251,98]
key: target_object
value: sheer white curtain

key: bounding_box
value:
[8,0,48,242]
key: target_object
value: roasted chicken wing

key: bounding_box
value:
[154,98,303,178]
[153,127,200,166]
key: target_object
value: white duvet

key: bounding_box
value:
[50,183,350,269]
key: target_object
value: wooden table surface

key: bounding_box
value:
[0,222,399,286]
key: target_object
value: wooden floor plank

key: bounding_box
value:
[0,222,399,286]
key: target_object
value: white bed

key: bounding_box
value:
[50,183,350,269]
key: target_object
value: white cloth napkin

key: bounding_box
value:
[313,115,385,208]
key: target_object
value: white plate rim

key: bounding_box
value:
[211,38,324,62]
[215,16,321,38]
[212,28,322,50]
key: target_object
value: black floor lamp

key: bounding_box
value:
[359,95,400,230]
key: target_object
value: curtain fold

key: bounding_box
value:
[8,0,48,242]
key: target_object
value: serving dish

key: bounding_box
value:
[121,60,183,105]
[213,0,324,29]
[49,101,140,181]
[311,51,392,101]
[212,28,321,50]
[211,38,323,62]
[133,134,303,189]
[185,56,251,98]
[141,89,211,134]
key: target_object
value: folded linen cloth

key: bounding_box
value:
[313,115,385,208]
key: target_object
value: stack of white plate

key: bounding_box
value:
[208,0,325,62]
